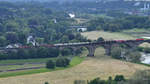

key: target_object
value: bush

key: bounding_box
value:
[46,60,55,69]
[125,51,141,63]
[44,82,49,84]
[137,47,144,52]
[114,75,125,82]
[88,77,106,84]
[97,37,104,42]
[56,57,70,67]
[143,47,150,53]
[111,46,122,59]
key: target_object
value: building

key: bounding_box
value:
[27,36,36,46]
[77,28,87,32]
[70,26,87,32]
[69,13,75,18]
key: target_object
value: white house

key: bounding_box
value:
[27,36,36,46]
[77,28,87,32]
[69,13,75,18]
[6,43,22,48]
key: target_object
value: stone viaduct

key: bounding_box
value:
[2,39,150,57]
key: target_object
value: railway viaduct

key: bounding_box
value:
[2,39,150,57]
[53,39,150,57]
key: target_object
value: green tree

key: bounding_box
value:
[56,57,70,67]
[5,32,18,43]
[143,47,150,53]
[44,82,49,84]
[125,51,141,63]
[88,77,106,84]
[97,37,104,42]
[46,60,55,69]
[107,76,112,84]
[111,46,122,59]
[0,36,7,46]
[114,75,125,82]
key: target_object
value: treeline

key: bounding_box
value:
[46,57,70,69]
[110,45,141,63]
[0,47,82,60]
[87,16,150,32]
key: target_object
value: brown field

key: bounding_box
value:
[0,31,150,84]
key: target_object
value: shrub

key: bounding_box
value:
[56,57,70,67]
[125,51,141,63]
[97,37,104,42]
[137,47,144,52]
[88,77,106,84]
[46,60,55,69]
[143,47,150,53]
[114,75,125,82]
[111,46,122,59]
[44,82,49,84]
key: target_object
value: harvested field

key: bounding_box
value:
[0,47,150,84]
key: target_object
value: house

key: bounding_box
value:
[27,36,36,46]
[69,13,75,18]
[77,28,87,32]
[6,43,22,48]
[70,26,87,32]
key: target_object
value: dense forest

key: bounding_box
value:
[0,2,87,60]
[87,16,150,32]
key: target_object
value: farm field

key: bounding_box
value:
[81,31,135,40]
[0,63,45,71]
[0,58,56,73]
[0,56,84,78]
[0,58,56,64]
[0,31,150,84]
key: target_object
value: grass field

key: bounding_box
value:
[0,58,56,64]
[0,64,44,71]
[0,31,150,84]
[81,31,135,40]
[0,58,56,72]
[123,28,150,38]
[0,56,84,78]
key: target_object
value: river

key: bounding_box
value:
[141,52,150,64]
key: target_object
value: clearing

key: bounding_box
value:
[0,31,150,84]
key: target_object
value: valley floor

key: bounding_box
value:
[0,30,150,84]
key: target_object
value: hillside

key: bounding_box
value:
[0,31,150,84]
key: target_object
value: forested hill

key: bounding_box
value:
[0,2,87,47]
[0,2,88,60]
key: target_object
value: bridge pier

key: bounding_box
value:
[86,46,97,57]
[103,44,112,56]
[72,47,79,56]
